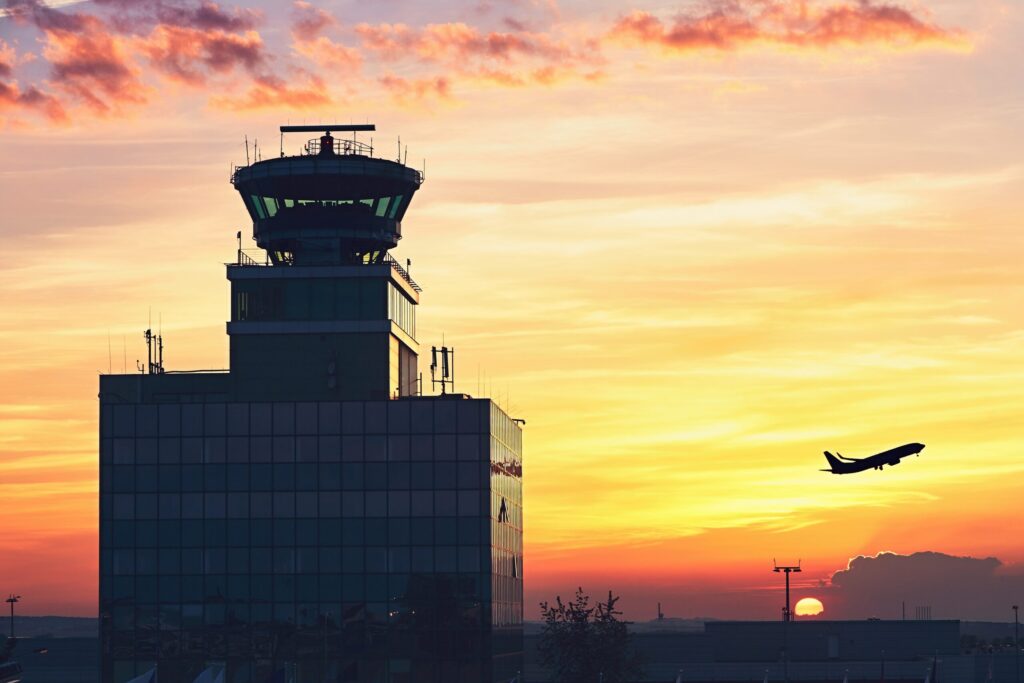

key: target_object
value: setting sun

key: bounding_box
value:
[795,597,825,617]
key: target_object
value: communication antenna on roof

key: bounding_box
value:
[430,345,455,395]
[397,136,401,163]
[144,328,153,374]
[158,313,164,374]
[245,135,250,165]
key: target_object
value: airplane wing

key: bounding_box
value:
[836,452,861,462]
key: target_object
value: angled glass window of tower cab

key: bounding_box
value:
[98,124,524,683]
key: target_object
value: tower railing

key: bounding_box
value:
[383,254,422,292]
[237,249,265,266]
[304,137,374,157]
[228,250,422,292]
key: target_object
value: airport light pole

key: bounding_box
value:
[774,561,802,683]
[5,595,20,639]
[1013,604,1019,683]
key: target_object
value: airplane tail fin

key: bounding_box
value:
[823,451,843,470]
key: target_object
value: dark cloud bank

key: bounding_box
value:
[823,551,1024,621]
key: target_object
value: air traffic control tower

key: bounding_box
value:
[98,126,524,683]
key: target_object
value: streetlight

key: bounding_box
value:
[5,595,20,639]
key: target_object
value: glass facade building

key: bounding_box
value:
[98,394,522,683]
[98,126,524,683]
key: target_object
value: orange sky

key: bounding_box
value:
[2,0,1023,620]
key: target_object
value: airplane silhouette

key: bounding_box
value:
[821,443,925,474]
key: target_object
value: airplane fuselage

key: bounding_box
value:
[822,443,925,474]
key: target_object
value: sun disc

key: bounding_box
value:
[794,597,824,616]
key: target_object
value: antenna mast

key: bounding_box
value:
[430,346,455,395]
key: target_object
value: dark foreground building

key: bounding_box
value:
[526,619,979,683]
[98,126,524,683]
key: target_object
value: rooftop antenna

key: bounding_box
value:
[658,603,665,620]
[157,313,164,374]
[107,329,112,374]
[144,328,153,374]
[430,345,455,395]
[245,135,250,165]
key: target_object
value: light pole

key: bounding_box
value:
[5,595,20,639]
[774,560,802,683]
[1013,604,1019,683]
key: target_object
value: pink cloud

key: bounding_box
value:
[0,0,969,125]
[0,39,67,122]
[288,2,361,73]
[140,25,267,85]
[291,35,362,72]
[378,73,452,105]
[0,40,14,79]
[41,14,149,114]
[88,0,261,33]
[355,21,576,63]
[213,72,332,111]
[290,0,336,42]
[609,0,967,53]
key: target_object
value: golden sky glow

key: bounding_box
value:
[2,0,1023,620]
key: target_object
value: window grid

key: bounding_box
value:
[100,399,522,683]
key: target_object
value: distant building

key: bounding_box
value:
[526,619,992,683]
[98,126,524,683]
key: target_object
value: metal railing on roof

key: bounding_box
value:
[383,254,422,292]
[237,249,265,266]
[304,137,374,157]
[229,250,422,293]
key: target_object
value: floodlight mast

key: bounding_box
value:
[773,560,802,683]
[6,594,20,639]
[774,560,802,622]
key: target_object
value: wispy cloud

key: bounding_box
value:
[212,71,331,111]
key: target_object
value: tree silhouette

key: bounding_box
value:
[538,588,643,683]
